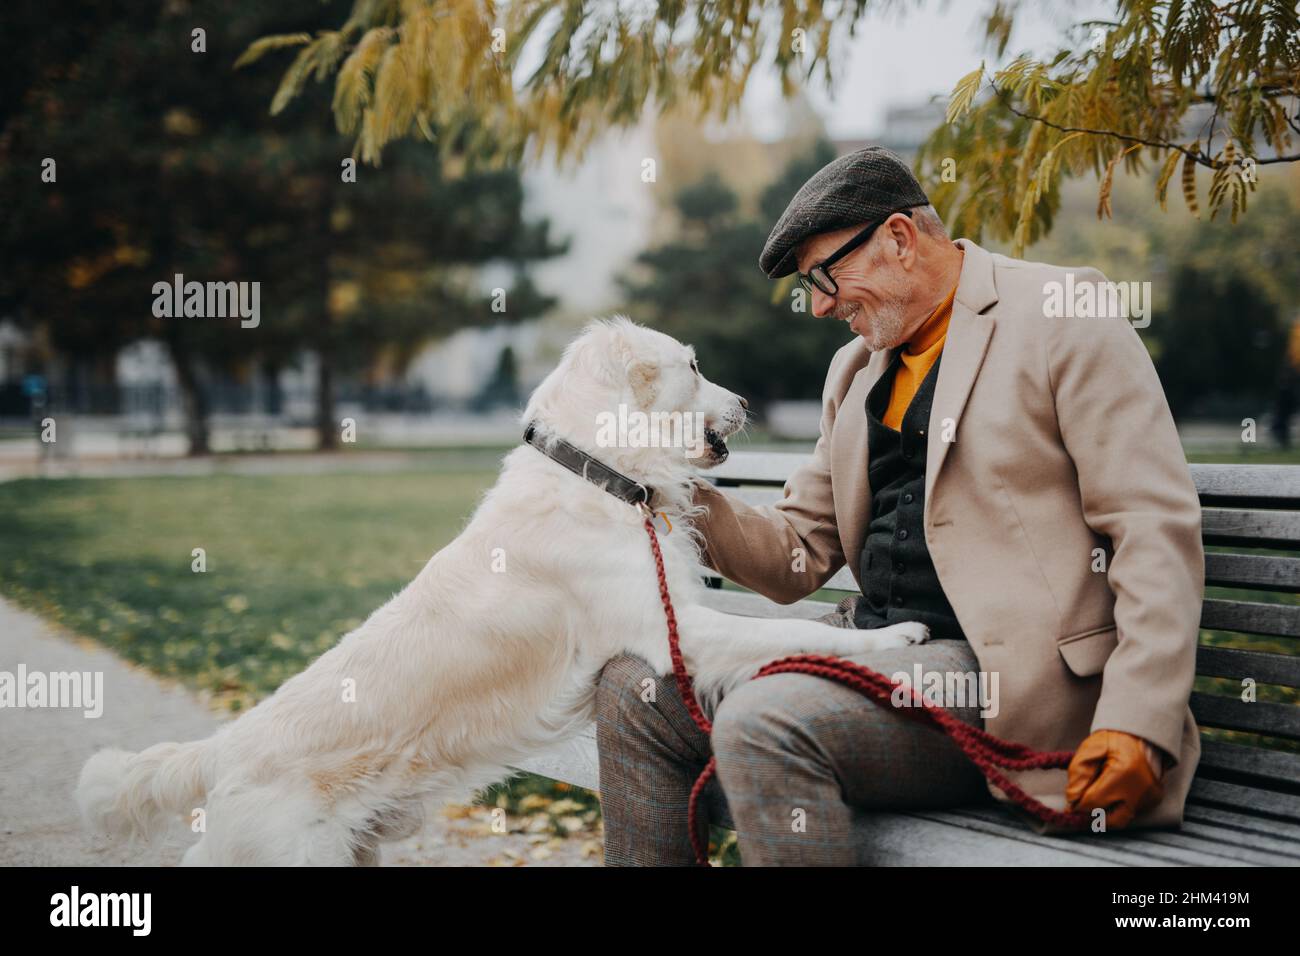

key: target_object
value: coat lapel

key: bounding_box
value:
[924,239,999,507]
[833,239,1000,571]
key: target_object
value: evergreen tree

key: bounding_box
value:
[1154,267,1284,418]
[0,0,561,453]
[473,344,521,411]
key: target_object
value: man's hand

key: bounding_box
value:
[1065,729,1164,829]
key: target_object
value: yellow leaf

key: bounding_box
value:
[234,33,312,70]
[946,65,985,125]
[1155,149,1182,211]
[1181,149,1200,219]
[1097,144,1140,220]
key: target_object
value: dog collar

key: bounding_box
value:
[522,421,655,509]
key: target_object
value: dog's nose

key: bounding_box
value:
[738,396,749,410]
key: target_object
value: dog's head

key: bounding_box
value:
[525,316,748,469]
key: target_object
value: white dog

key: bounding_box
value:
[77,316,928,865]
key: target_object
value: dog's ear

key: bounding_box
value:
[602,319,659,406]
[627,360,659,406]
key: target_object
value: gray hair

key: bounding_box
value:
[861,204,948,266]
[910,204,948,239]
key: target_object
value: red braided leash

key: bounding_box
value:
[640,514,1088,866]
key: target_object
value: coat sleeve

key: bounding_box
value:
[1045,269,1204,765]
[689,349,852,605]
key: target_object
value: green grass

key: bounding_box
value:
[1185,446,1300,465]
[0,470,494,711]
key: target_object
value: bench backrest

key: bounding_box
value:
[705,454,1300,804]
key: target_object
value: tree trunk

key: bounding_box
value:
[316,354,337,451]
[170,345,210,456]
[262,360,283,416]
[315,188,338,452]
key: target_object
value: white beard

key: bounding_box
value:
[839,295,911,352]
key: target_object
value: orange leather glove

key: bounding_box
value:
[1065,729,1165,830]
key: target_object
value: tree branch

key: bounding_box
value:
[989,80,1300,167]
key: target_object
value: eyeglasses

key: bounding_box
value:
[796,208,914,297]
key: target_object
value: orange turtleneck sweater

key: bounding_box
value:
[881,277,960,431]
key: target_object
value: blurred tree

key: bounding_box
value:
[999,164,1300,420]
[254,137,562,449]
[255,1,1298,249]
[472,344,520,411]
[620,142,851,413]
[0,0,561,453]
[1153,267,1284,418]
[922,1,1300,252]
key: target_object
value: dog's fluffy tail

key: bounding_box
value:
[77,740,213,842]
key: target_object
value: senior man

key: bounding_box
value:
[595,146,1203,866]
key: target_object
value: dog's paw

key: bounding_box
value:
[897,621,930,645]
[865,621,930,650]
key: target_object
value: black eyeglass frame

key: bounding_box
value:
[796,208,915,297]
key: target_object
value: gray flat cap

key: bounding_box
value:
[760,145,930,278]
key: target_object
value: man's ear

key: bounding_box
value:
[628,360,659,406]
[886,212,920,268]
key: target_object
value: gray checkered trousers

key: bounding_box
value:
[594,594,994,865]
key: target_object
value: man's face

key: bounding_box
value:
[795,218,915,351]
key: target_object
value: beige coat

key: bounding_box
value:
[692,238,1204,831]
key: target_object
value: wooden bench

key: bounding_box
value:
[513,452,1300,865]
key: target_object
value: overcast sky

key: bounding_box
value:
[743,0,1107,140]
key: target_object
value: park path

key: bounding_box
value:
[0,598,600,866]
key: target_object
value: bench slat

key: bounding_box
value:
[1201,598,1300,638]
[698,563,860,593]
[866,814,1126,865]
[1196,645,1300,688]
[1132,822,1300,864]
[712,459,1300,505]
[508,726,599,793]
[1198,738,1300,786]
[947,805,1300,865]
[910,806,1259,866]
[1180,803,1300,844]
[1188,777,1300,822]
[699,587,833,620]
[711,495,1300,555]
[709,452,814,485]
[1204,552,1300,592]
[702,582,1300,639]
[714,486,784,508]
[708,557,1300,605]
[1201,508,1300,549]
[1191,692,1300,740]
[1191,463,1300,507]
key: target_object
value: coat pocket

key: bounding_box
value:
[1056,624,1118,677]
